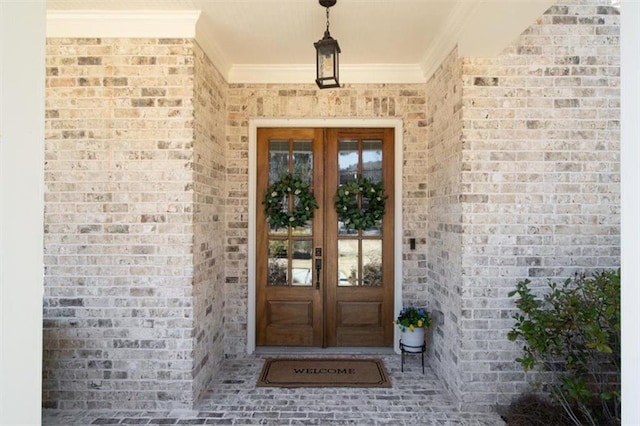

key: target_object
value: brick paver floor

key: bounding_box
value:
[43,354,506,425]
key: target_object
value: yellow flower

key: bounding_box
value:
[409,324,415,331]
[418,319,423,327]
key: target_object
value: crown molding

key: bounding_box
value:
[46,10,200,38]
[456,0,556,58]
[341,64,426,84]
[418,0,555,81]
[228,63,426,85]
[419,1,479,81]
[195,18,232,81]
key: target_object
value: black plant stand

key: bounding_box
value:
[400,340,426,373]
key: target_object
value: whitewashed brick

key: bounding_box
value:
[42,0,619,414]
[425,0,619,411]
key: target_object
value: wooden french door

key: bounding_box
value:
[256,127,394,347]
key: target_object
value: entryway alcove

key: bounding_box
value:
[246,118,405,354]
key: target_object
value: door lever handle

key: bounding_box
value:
[315,258,322,290]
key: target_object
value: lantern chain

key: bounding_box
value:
[326,7,330,33]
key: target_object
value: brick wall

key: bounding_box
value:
[425,47,466,402]
[43,38,214,410]
[425,0,620,411]
[192,43,227,399]
[224,85,430,354]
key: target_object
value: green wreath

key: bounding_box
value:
[263,174,319,229]
[335,175,386,230]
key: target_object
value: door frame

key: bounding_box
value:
[247,118,404,354]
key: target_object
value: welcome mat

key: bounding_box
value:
[257,358,391,388]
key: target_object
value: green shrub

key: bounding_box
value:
[507,270,620,425]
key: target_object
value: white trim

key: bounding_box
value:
[419,1,478,81]
[620,1,640,421]
[195,16,232,80]
[247,118,404,354]
[46,10,200,38]
[457,0,555,59]
[230,65,313,85]
[419,0,555,81]
[229,64,426,85]
[1,1,46,422]
[392,123,404,354]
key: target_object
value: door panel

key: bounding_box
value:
[267,301,312,326]
[256,128,324,347]
[256,127,394,347]
[337,302,382,326]
[325,128,394,347]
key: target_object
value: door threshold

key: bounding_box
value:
[255,346,395,356]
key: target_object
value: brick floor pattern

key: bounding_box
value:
[43,356,505,425]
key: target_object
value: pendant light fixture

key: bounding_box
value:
[314,0,341,89]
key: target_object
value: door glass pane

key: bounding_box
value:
[338,139,358,236]
[268,239,288,286]
[292,194,312,236]
[338,139,358,185]
[362,184,382,236]
[293,139,313,235]
[292,140,313,183]
[362,222,382,236]
[338,221,358,236]
[270,227,288,237]
[362,139,382,183]
[362,239,382,287]
[292,240,313,286]
[356,139,384,235]
[269,140,289,184]
[267,189,289,237]
[338,239,359,286]
[292,221,312,235]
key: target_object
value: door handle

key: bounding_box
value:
[315,258,322,290]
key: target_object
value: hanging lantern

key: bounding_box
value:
[314,0,340,89]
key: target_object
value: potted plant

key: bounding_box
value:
[395,306,431,351]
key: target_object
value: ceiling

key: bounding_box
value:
[46,0,556,84]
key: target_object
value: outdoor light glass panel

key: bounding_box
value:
[315,37,340,88]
